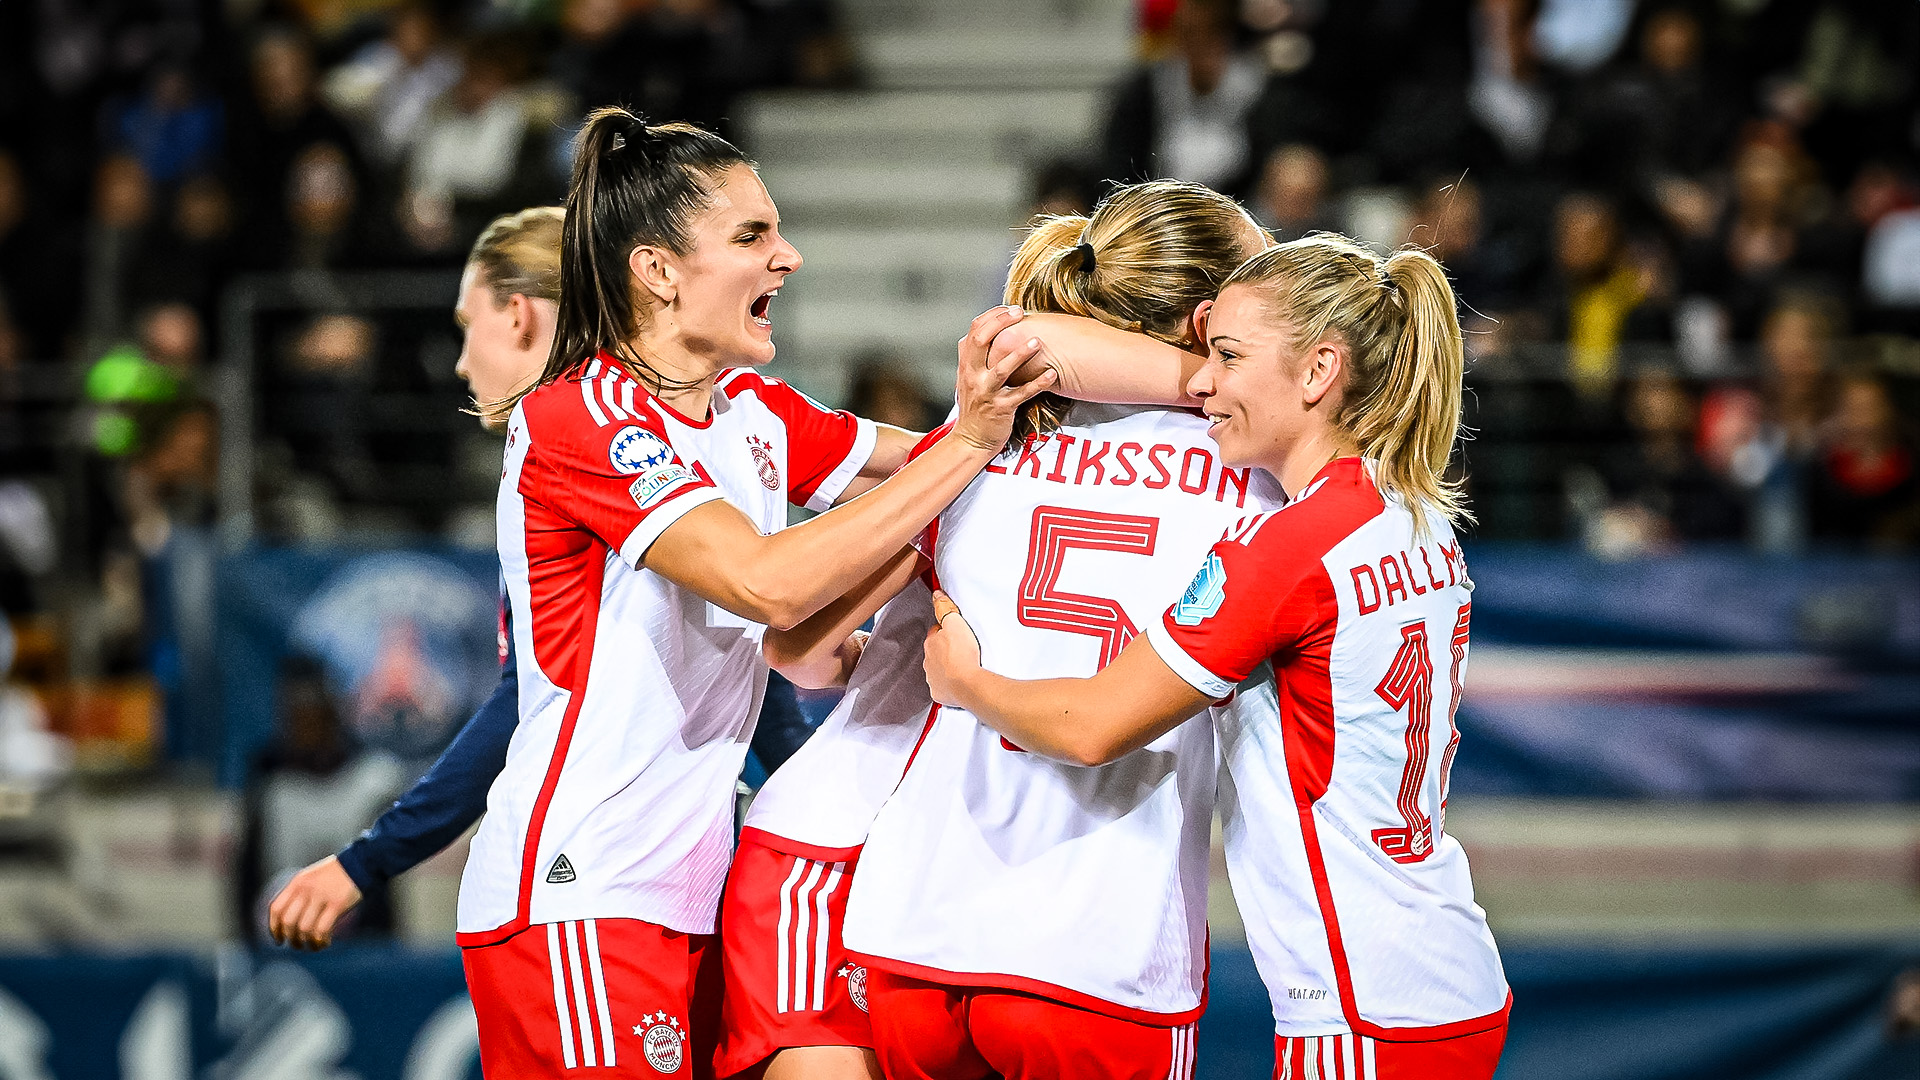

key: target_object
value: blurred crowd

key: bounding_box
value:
[0,0,1915,794]
[0,0,850,657]
[1060,0,1920,553]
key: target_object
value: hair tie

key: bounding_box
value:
[1074,241,1096,274]
[609,114,650,154]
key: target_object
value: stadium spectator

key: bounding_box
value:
[130,174,235,319]
[283,142,370,274]
[1252,142,1338,242]
[1576,3,1738,199]
[1807,374,1920,546]
[78,155,157,360]
[106,62,224,186]
[1594,369,1745,552]
[1543,192,1666,393]
[319,2,461,171]
[232,29,363,263]
[1101,0,1265,196]
[1759,295,1839,458]
[398,32,547,256]
[845,355,938,433]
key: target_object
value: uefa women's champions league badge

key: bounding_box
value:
[1172,552,1228,626]
[609,425,674,475]
[634,1012,687,1073]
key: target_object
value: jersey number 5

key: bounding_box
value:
[1370,603,1470,864]
[1004,506,1161,752]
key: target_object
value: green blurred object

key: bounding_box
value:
[85,345,180,456]
[85,345,178,405]
[91,412,140,456]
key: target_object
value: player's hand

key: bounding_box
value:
[268,855,363,950]
[952,306,1057,453]
[922,590,982,706]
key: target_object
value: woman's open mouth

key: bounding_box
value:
[750,289,777,329]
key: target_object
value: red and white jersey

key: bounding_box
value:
[845,404,1286,1022]
[741,578,938,859]
[1145,457,1508,1039]
[458,355,876,945]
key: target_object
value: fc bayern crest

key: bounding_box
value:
[746,435,780,490]
[634,1012,686,1073]
[838,964,869,1013]
[609,425,674,476]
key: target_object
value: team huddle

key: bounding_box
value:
[270,107,1508,1080]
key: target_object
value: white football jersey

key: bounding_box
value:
[844,404,1286,1022]
[742,578,938,859]
[458,358,875,944]
[1148,458,1509,1038]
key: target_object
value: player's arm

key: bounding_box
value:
[764,545,926,688]
[829,422,921,505]
[645,312,1052,631]
[270,618,523,950]
[922,592,1210,767]
[993,309,1207,409]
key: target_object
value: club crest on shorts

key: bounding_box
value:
[837,964,868,1013]
[633,1012,686,1073]
[1172,551,1228,626]
[746,435,780,490]
[609,425,673,475]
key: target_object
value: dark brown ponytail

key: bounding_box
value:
[482,108,752,424]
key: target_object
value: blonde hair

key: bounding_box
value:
[1221,233,1470,535]
[1004,179,1264,445]
[468,206,563,306]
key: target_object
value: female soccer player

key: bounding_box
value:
[455,109,1055,1079]
[725,180,1282,1080]
[265,206,817,953]
[922,235,1511,1080]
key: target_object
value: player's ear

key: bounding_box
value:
[1189,300,1214,352]
[629,244,677,305]
[1301,340,1345,407]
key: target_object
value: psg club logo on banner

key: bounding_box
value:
[746,435,781,490]
[1173,552,1228,626]
[609,425,674,475]
[635,1012,687,1073]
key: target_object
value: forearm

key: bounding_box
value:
[950,668,1109,765]
[336,663,517,891]
[764,546,923,686]
[934,633,1210,767]
[657,435,989,630]
[1005,314,1201,408]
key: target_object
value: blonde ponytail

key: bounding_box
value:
[1222,234,1470,536]
[1003,179,1264,445]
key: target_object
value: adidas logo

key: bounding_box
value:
[547,854,576,883]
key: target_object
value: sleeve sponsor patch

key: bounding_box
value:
[629,463,699,508]
[609,425,674,475]
[1172,551,1228,626]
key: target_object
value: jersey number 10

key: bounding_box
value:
[1370,603,1471,864]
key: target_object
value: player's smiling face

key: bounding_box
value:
[666,164,800,369]
[1188,284,1302,472]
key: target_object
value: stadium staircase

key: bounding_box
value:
[734,0,1137,400]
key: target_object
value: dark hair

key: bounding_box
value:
[485,108,752,423]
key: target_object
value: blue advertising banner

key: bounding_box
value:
[0,944,1914,1079]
